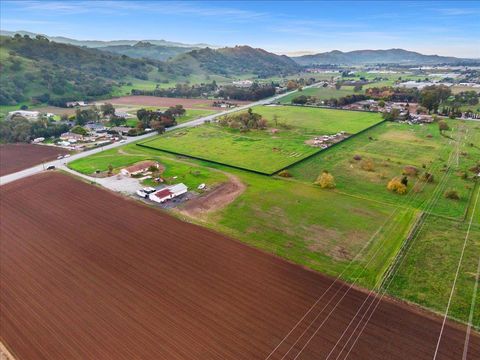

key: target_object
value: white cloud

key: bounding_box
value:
[435,7,480,16]
[5,1,267,20]
[1,18,58,25]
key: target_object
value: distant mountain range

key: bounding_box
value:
[293,49,474,65]
[99,42,198,61]
[0,30,215,49]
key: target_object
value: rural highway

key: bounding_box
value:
[0,84,318,185]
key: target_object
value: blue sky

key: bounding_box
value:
[1,1,479,57]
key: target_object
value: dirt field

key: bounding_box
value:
[178,174,245,219]
[104,95,251,110]
[0,144,69,176]
[1,172,478,360]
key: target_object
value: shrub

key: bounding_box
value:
[387,178,407,195]
[315,171,336,189]
[70,125,87,136]
[361,159,375,172]
[353,154,362,161]
[420,172,434,183]
[469,163,480,174]
[438,120,449,133]
[444,189,460,200]
[403,166,418,176]
[278,170,292,178]
[148,165,159,172]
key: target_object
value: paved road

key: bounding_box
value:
[0,85,316,186]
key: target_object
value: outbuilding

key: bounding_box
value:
[149,183,188,203]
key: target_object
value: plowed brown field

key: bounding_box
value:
[1,172,478,360]
[105,95,250,109]
[0,144,68,176]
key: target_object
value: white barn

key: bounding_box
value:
[149,183,188,203]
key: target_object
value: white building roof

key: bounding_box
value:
[167,183,188,195]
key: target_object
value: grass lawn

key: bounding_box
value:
[279,86,358,104]
[288,120,480,219]
[388,210,480,327]
[138,124,321,174]
[252,105,383,133]
[137,107,383,174]
[68,143,228,190]
[174,109,218,124]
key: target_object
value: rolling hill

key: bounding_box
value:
[0,35,182,105]
[293,49,471,65]
[98,41,198,61]
[0,37,301,106]
[171,45,301,77]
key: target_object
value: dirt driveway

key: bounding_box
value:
[178,174,245,220]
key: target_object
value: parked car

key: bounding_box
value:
[136,187,157,199]
[46,165,56,170]
[63,154,71,158]
[57,155,64,159]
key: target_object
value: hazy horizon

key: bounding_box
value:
[1,0,479,58]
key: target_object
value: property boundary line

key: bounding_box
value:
[136,119,387,176]
[378,211,426,290]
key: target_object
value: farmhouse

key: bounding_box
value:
[110,126,131,135]
[120,161,158,177]
[149,183,188,203]
[8,110,40,120]
[66,101,88,108]
[232,80,253,88]
[60,132,84,142]
[114,111,130,118]
[85,123,107,133]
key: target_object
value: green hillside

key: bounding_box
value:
[0,35,184,106]
[171,45,301,77]
[99,41,197,61]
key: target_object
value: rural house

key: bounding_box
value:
[120,161,159,177]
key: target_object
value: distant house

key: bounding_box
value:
[32,137,45,143]
[109,126,131,135]
[114,111,130,118]
[60,132,84,142]
[66,101,88,108]
[85,123,107,133]
[8,110,40,120]
[410,114,434,124]
[232,80,253,88]
[149,183,188,203]
[120,161,158,177]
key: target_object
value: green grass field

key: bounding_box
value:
[279,86,358,104]
[388,208,480,326]
[252,105,383,133]
[288,120,480,219]
[138,124,321,174]
[137,107,383,174]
